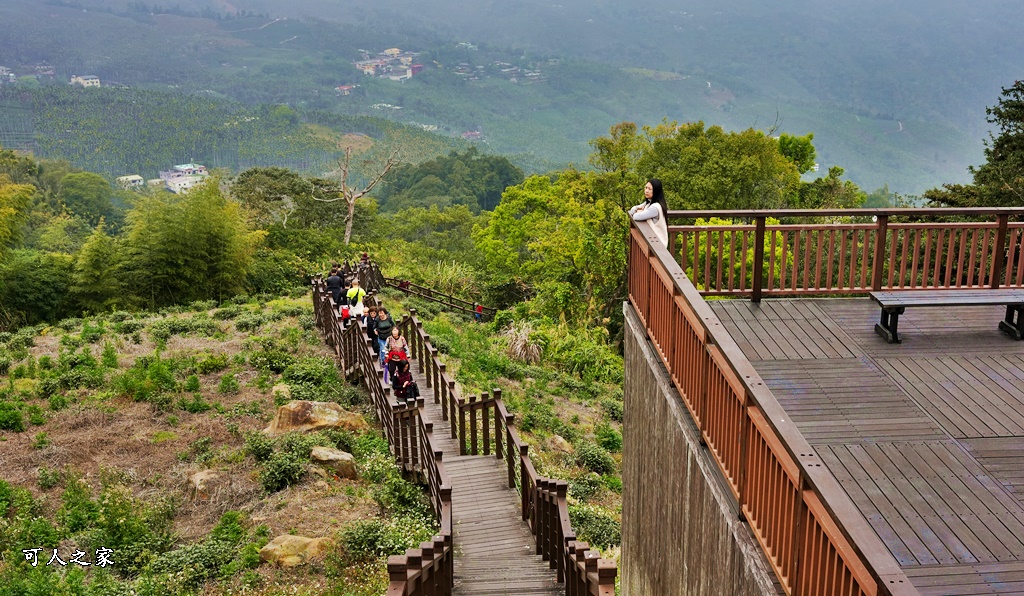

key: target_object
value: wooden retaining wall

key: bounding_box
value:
[621,303,780,596]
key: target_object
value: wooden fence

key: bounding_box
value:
[313,273,616,595]
[629,221,916,595]
[667,208,1024,300]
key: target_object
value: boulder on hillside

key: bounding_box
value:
[547,435,575,455]
[263,400,369,436]
[272,383,291,401]
[188,469,231,501]
[310,446,357,479]
[259,535,333,568]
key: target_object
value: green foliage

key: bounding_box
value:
[73,219,124,313]
[37,466,62,490]
[0,250,77,328]
[0,402,25,432]
[217,373,240,394]
[278,431,333,459]
[378,148,524,213]
[339,514,435,562]
[249,347,294,373]
[568,472,603,502]
[101,342,119,368]
[113,353,177,402]
[600,397,623,423]
[259,451,306,492]
[178,393,212,414]
[195,352,229,375]
[282,356,338,385]
[574,441,616,475]
[184,375,200,392]
[243,431,275,463]
[594,423,622,453]
[568,503,620,549]
[58,172,115,226]
[0,175,33,259]
[213,305,243,320]
[234,312,269,332]
[122,181,266,309]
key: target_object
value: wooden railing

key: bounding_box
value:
[316,268,617,595]
[400,309,617,595]
[629,220,917,595]
[312,279,454,595]
[666,208,1024,300]
[381,269,496,321]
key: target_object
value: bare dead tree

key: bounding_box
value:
[315,146,400,244]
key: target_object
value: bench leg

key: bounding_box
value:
[999,305,1024,340]
[874,307,904,344]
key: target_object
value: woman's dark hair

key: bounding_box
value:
[647,178,668,217]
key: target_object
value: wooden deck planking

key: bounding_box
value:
[710,297,1024,593]
[409,368,562,595]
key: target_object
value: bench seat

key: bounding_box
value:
[870,289,1024,343]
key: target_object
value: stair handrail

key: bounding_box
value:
[312,279,454,595]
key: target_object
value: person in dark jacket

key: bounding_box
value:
[326,270,343,309]
[392,360,417,404]
[375,308,396,366]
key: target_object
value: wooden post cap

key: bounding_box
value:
[387,555,408,579]
[597,559,617,583]
[405,548,422,566]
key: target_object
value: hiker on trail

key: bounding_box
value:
[364,305,379,355]
[326,269,344,309]
[375,308,396,366]
[346,280,366,317]
[629,178,669,247]
[392,360,418,405]
[385,326,409,380]
[474,302,484,323]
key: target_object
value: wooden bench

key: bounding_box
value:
[870,289,1024,344]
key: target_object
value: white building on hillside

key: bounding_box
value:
[71,75,100,87]
[159,163,209,194]
[116,174,144,189]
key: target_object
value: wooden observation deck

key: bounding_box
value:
[628,208,1024,595]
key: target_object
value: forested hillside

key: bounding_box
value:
[0,0,1011,193]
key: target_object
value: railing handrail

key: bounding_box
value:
[321,261,616,594]
[629,219,917,595]
[667,207,1024,219]
[383,274,497,319]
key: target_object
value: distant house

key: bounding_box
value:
[386,68,412,82]
[410,64,425,75]
[159,163,209,194]
[116,175,144,189]
[383,48,402,57]
[335,85,355,95]
[461,131,483,141]
[70,75,100,87]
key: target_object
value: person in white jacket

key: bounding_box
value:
[629,179,669,246]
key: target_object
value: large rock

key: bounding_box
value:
[548,435,575,455]
[272,384,291,401]
[310,446,358,479]
[188,469,231,501]
[263,401,369,436]
[259,535,333,568]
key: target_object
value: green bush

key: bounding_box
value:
[0,402,25,432]
[568,472,603,502]
[282,357,338,385]
[178,393,212,413]
[0,357,10,376]
[115,319,145,335]
[277,431,332,459]
[37,466,62,489]
[249,348,294,373]
[195,352,229,375]
[568,503,621,549]
[594,423,622,453]
[259,451,306,492]
[234,313,268,332]
[80,320,106,343]
[101,342,118,368]
[189,299,217,312]
[575,441,616,475]
[600,397,623,423]
[213,305,243,320]
[109,311,133,322]
[243,432,274,462]
[339,514,435,562]
[218,374,239,394]
[184,375,200,391]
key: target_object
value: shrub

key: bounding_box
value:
[0,403,25,432]
[100,342,118,368]
[249,348,293,373]
[594,423,622,453]
[26,405,45,425]
[575,441,616,475]
[243,432,274,462]
[568,503,621,548]
[109,311,133,322]
[282,357,338,385]
[189,299,217,312]
[80,320,106,343]
[275,304,305,318]
[218,374,239,394]
[278,431,332,459]
[339,514,435,562]
[178,393,212,413]
[48,393,69,411]
[37,466,62,489]
[259,451,306,492]
[115,319,145,335]
[600,397,623,423]
[0,357,10,376]
[31,431,49,449]
[57,317,83,332]
[195,352,229,375]
[213,305,243,320]
[184,375,200,391]
[234,313,268,332]
[568,472,603,502]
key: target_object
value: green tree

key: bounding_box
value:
[0,175,34,259]
[793,166,865,210]
[58,172,115,225]
[926,81,1024,207]
[122,179,266,307]
[73,218,122,313]
[778,133,817,175]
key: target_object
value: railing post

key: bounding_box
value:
[493,388,503,460]
[506,414,516,488]
[752,216,766,302]
[459,399,468,455]
[789,477,809,594]
[520,444,530,521]
[872,215,889,291]
[992,214,1009,288]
